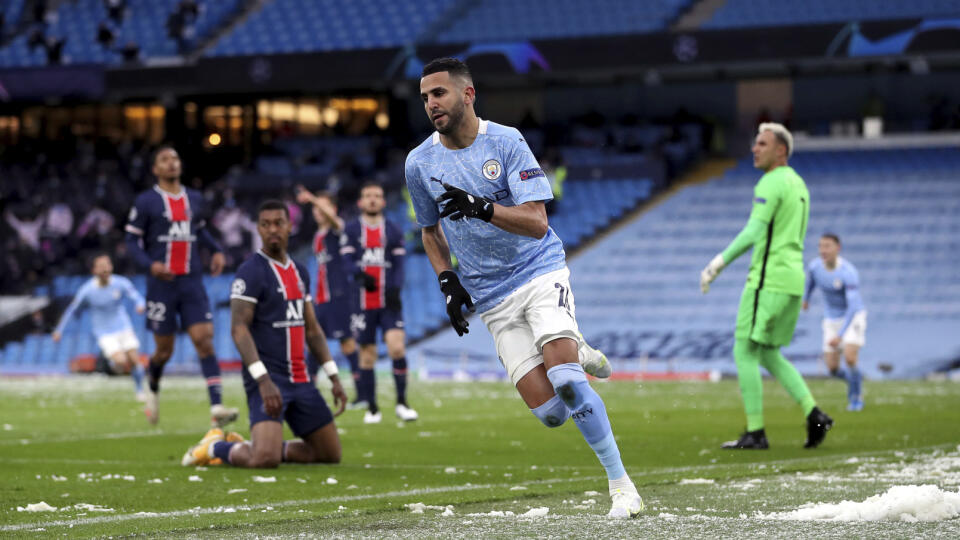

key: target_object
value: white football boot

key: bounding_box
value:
[363,410,383,424]
[579,336,612,379]
[395,404,419,422]
[608,486,644,519]
[210,404,239,428]
[144,389,159,425]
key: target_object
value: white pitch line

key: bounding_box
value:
[0,475,605,532]
[0,429,201,446]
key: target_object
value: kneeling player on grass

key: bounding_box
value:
[182,200,347,468]
[406,58,637,518]
[700,123,833,450]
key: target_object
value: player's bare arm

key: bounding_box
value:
[230,298,281,417]
[421,224,454,275]
[422,224,474,335]
[303,301,347,416]
[209,252,225,276]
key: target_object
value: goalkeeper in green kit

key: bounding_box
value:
[700,123,833,450]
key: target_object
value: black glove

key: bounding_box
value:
[355,271,377,292]
[437,182,494,222]
[438,270,474,336]
[386,287,402,311]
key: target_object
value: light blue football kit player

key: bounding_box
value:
[804,234,867,410]
[54,257,147,397]
[406,58,641,519]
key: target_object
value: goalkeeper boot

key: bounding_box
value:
[579,336,612,379]
[181,428,224,466]
[209,432,246,465]
[804,407,834,448]
[721,428,769,449]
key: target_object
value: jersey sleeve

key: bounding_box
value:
[118,276,146,309]
[386,222,406,290]
[339,222,361,276]
[296,262,312,303]
[838,266,865,336]
[405,153,439,227]
[748,175,780,224]
[125,195,149,236]
[54,283,90,334]
[230,262,263,304]
[504,132,552,205]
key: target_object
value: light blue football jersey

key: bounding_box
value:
[805,257,865,319]
[405,119,566,312]
[55,276,145,338]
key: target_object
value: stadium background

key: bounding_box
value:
[1,0,959,382]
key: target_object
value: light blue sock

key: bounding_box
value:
[848,366,862,400]
[546,363,627,480]
[131,362,144,393]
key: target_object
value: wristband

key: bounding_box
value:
[248,360,268,380]
[322,361,339,378]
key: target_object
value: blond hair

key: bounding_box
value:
[758,122,794,158]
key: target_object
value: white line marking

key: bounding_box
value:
[1,475,604,532]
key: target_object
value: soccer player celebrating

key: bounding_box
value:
[700,123,833,450]
[804,233,867,411]
[295,187,363,406]
[405,58,640,519]
[182,200,347,468]
[340,182,418,424]
[125,145,238,427]
[53,253,147,401]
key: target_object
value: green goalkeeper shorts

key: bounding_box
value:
[735,287,801,347]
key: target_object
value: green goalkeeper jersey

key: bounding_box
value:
[744,165,809,295]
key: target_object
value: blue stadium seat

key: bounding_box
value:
[705,0,960,29]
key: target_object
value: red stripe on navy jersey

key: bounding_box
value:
[361,224,385,310]
[166,195,190,275]
[313,232,331,304]
[273,262,308,383]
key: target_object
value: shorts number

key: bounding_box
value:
[554,283,573,318]
[147,301,166,322]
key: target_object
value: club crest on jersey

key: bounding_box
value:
[482,159,502,181]
[833,279,843,289]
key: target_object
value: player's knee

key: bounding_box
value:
[387,344,405,359]
[316,446,341,464]
[531,395,569,428]
[153,348,172,362]
[545,363,587,409]
[250,454,280,469]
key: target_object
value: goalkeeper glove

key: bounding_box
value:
[700,253,726,294]
[437,182,494,222]
[355,271,378,292]
[438,270,474,336]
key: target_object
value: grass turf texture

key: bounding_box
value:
[1,376,959,538]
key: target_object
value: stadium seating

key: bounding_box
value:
[207,0,457,57]
[434,0,692,43]
[704,0,960,29]
[411,147,960,379]
[0,0,243,68]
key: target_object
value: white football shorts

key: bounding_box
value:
[97,328,141,359]
[822,311,867,353]
[480,267,583,386]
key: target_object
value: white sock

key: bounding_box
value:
[608,474,636,496]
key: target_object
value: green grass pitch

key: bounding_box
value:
[1,375,959,538]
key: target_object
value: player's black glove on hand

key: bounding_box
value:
[386,287,402,311]
[437,182,494,222]
[438,270,474,336]
[355,271,377,292]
